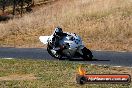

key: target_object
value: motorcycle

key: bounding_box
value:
[39,32,93,60]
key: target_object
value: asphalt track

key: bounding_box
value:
[0,47,132,67]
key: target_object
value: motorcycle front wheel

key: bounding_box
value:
[47,43,62,60]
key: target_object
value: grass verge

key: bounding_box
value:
[0,59,131,88]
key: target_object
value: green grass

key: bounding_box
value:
[0,59,131,88]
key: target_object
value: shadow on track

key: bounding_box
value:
[69,58,110,61]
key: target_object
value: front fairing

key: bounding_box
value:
[59,33,84,49]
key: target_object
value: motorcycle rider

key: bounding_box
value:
[52,27,76,59]
[52,27,94,60]
[52,27,68,48]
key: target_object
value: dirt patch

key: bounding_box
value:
[0,74,38,81]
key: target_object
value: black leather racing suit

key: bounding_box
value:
[52,32,68,48]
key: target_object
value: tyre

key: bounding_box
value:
[47,43,62,60]
[81,47,93,61]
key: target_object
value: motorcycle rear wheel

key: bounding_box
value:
[81,47,93,61]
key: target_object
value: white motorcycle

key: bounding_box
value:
[39,32,93,60]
